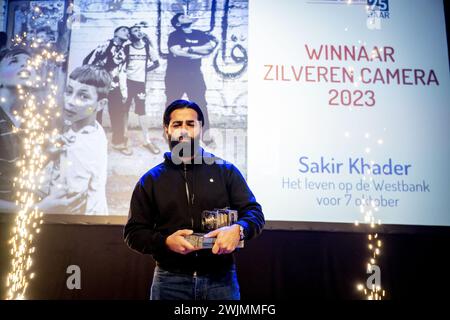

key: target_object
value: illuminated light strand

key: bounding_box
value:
[5,30,61,300]
[353,132,387,300]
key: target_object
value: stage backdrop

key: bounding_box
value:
[1,0,449,228]
[248,0,450,226]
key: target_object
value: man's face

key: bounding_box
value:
[0,53,37,88]
[177,14,194,27]
[115,27,129,41]
[165,108,202,157]
[130,27,144,40]
[63,78,104,124]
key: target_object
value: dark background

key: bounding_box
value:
[0,0,449,300]
[1,217,449,300]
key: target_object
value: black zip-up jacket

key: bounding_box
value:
[124,149,265,274]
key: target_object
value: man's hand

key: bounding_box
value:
[165,229,199,255]
[204,224,241,255]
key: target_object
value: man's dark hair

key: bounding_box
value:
[114,26,129,34]
[170,13,183,29]
[163,99,204,127]
[0,47,31,63]
[69,65,112,100]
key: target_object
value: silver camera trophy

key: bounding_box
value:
[185,208,244,249]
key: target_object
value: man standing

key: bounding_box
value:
[165,14,218,147]
[124,99,264,300]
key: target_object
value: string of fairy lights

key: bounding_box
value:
[342,0,389,297]
[354,134,387,300]
[5,24,64,299]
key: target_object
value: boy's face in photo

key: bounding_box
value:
[63,78,106,125]
[115,27,129,41]
[130,27,144,41]
[0,53,37,88]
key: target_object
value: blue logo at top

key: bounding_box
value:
[368,0,389,11]
[367,0,390,19]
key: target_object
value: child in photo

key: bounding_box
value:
[0,48,37,212]
[39,65,111,215]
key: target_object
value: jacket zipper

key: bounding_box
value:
[184,164,198,276]
[184,164,194,229]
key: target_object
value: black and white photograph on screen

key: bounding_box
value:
[65,0,249,215]
[0,0,249,216]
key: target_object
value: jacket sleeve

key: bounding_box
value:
[123,176,167,255]
[227,164,265,241]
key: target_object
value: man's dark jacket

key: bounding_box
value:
[124,149,265,274]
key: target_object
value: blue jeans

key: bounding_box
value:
[150,266,240,300]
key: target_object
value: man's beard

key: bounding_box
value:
[169,134,200,164]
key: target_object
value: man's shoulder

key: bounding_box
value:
[168,29,183,38]
[202,152,236,172]
[140,161,168,183]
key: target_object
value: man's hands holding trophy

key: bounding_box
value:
[165,209,244,255]
[204,224,241,255]
[165,229,197,255]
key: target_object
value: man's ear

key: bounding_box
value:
[97,98,108,112]
[163,125,169,142]
[197,126,203,140]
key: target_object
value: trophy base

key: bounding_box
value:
[185,233,244,249]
